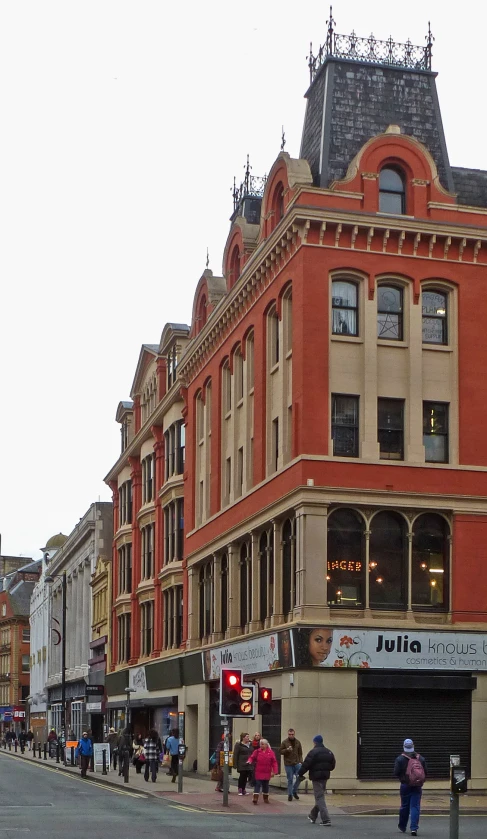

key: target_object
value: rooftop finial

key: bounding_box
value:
[281,126,286,151]
[326,5,335,54]
[206,248,210,269]
[425,21,434,65]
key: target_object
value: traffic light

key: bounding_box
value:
[258,686,273,715]
[219,668,256,717]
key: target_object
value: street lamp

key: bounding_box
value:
[45,570,67,750]
[124,687,135,734]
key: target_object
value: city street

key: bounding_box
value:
[1,752,487,838]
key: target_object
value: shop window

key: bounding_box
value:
[379,166,406,214]
[327,509,365,607]
[369,511,406,608]
[377,285,403,341]
[423,402,449,463]
[422,290,448,344]
[378,398,404,460]
[332,280,358,336]
[282,518,296,616]
[332,394,359,457]
[412,514,448,609]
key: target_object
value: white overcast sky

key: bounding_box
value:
[1,0,486,559]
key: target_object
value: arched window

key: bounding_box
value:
[199,561,213,638]
[327,509,365,607]
[274,184,284,225]
[197,294,207,333]
[369,512,406,608]
[422,289,448,344]
[230,245,241,287]
[412,514,449,609]
[377,285,403,341]
[259,528,274,622]
[332,280,358,336]
[379,167,406,214]
[282,287,293,354]
[268,306,280,367]
[234,349,243,403]
[282,517,296,615]
[221,553,228,634]
[246,332,254,391]
[239,541,252,629]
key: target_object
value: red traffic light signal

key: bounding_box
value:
[258,686,273,715]
[219,669,256,717]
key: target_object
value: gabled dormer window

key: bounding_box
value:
[379,167,406,214]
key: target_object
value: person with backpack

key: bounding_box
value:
[394,738,427,836]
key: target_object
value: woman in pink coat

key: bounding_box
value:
[247,738,278,804]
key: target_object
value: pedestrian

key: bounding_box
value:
[132,732,145,774]
[18,730,27,753]
[279,727,303,801]
[26,730,34,751]
[165,728,180,784]
[143,729,159,783]
[233,732,253,795]
[47,728,57,742]
[298,734,335,826]
[77,731,93,778]
[394,738,427,836]
[247,738,278,805]
[251,731,261,751]
[117,728,132,777]
[105,727,118,769]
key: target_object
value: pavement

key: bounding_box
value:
[3,744,487,816]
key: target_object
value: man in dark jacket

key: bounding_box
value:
[298,734,336,826]
[279,729,304,801]
[394,738,427,836]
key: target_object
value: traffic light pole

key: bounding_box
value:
[449,793,459,839]
[221,717,230,807]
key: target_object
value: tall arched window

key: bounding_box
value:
[230,245,241,287]
[259,528,274,622]
[327,509,365,607]
[221,553,228,634]
[379,167,406,214]
[273,184,284,225]
[240,541,252,629]
[268,306,280,367]
[412,514,449,609]
[282,517,296,616]
[332,280,358,336]
[369,512,406,608]
[199,561,213,638]
[422,289,448,345]
[377,285,403,341]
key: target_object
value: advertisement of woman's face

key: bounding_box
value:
[294,627,334,667]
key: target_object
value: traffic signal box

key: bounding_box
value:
[258,686,273,715]
[219,669,256,718]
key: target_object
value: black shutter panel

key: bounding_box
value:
[358,688,471,780]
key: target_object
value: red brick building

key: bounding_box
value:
[106,19,487,788]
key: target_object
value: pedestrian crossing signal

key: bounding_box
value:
[258,687,272,715]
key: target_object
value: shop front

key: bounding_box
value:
[48,680,88,740]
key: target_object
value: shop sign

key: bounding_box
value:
[202,630,293,680]
[13,709,25,720]
[292,627,487,672]
[86,701,102,712]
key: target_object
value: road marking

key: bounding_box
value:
[0,752,147,799]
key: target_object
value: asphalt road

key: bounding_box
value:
[0,752,485,838]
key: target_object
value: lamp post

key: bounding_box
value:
[124,687,135,734]
[45,571,67,754]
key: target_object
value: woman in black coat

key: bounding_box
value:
[233,732,253,796]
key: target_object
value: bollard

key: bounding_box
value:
[70,746,75,767]
[305,779,309,794]
[123,750,129,784]
[8,741,11,751]
[102,748,107,776]
[61,746,65,765]
[43,743,47,760]
[14,740,17,753]
[56,743,60,764]
[90,753,94,773]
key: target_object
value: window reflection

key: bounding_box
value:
[369,512,406,608]
[412,514,448,608]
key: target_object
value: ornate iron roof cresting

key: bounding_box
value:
[307,7,434,83]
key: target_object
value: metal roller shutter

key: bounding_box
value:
[358,688,471,779]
